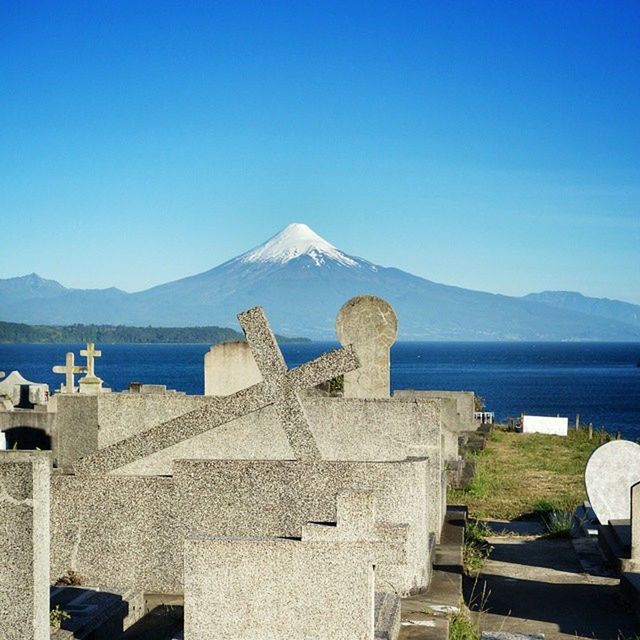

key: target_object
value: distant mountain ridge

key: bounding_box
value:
[522,291,640,331]
[1,223,639,341]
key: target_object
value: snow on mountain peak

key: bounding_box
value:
[239,223,359,267]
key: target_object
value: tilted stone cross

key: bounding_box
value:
[74,306,360,474]
[80,343,102,379]
[52,352,87,393]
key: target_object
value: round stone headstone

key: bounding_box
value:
[584,440,640,524]
[335,295,398,348]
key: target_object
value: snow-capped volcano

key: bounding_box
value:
[2,222,640,340]
[238,223,359,267]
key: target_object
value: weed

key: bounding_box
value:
[448,606,480,640]
[49,605,70,629]
[55,569,82,586]
[540,510,574,538]
[463,520,493,577]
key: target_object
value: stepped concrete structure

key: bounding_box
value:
[1,296,473,639]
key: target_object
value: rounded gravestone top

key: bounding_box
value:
[585,440,640,524]
[336,295,398,347]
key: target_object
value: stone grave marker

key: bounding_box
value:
[204,340,262,396]
[78,343,104,395]
[52,352,87,394]
[184,491,405,640]
[336,295,398,399]
[74,306,359,473]
[585,440,640,524]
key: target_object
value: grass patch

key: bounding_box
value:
[449,426,610,520]
[463,520,493,577]
[448,605,480,640]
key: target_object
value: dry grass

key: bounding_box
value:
[449,427,611,520]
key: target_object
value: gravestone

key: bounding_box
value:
[336,295,397,399]
[185,537,376,640]
[78,343,104,395]
[74,306,359,473]
[585,440,640,524]
[204,341,262,396]
[184,492,404,640]
[53,352,86,394]
[0,451,50,640]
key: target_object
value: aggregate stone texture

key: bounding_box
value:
[54,394,99,471]
[174,457,432,595]
[584,440,640,524]
[184,537,376,640]
[300,491,408,566]
[73,305,360,474]
[336,295,397,399]
[110,395,443,477]
[51,474,180,594]
[204,340,262,396]
[0,451,50,640]
[394,390,476,431]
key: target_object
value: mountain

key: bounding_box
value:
[1,223,639,341]
[523,291,640,331]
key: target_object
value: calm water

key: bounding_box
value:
[1,342,639,439]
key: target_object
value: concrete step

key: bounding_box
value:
[598,523,630,575]
[620,572,640,624]
[609,519,631,550]
[399,507,466,640]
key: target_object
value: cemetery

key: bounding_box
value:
[1,294,639,639]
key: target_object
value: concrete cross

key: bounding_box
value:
[74,305,360,474]
[52,352,87,393]
[80,343,102,379]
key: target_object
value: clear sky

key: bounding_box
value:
[1,1,639,302]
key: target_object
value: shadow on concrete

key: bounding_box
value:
[484,538,583,574]
[122,605,183,640]
[4,426,51,450]
[50,585,127,639]
[466,574,637,639]
[463,537,639,639]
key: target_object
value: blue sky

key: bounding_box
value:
[1,1,639,302]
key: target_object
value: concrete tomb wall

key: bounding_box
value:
[184,492,404,640]
[0,451,50,640]
[394,389,476,432]
[185,538,375,640]
[174,458,431,595]
[204,340,262,396]
[51,392,447,473]
[51,457,432,597]
[51,474,179,594]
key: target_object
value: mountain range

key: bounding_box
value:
[1,223,639,341]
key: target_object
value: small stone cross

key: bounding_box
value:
[74,305,361,474]
[80,343,102,379]
[52,352,87,393]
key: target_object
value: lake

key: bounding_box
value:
[1,341,639,440]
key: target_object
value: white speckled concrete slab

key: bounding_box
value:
[585,440,640,524]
